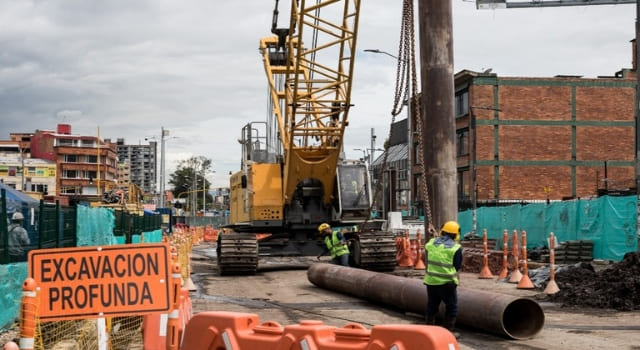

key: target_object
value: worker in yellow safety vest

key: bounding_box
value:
[317,223,350,266]
[423,221,463,334]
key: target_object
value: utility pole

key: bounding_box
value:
[160,127,168,208]
[19,147,25,191]
[418,0,457,233]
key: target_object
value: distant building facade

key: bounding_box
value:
[450,68,635,209]
[0,144,56,195]
[117,162,132,187]
[110,138,157,195]
[30,124,118,197]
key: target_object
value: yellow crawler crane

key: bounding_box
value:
[222,0,396,275]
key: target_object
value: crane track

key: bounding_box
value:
[352,231,397,272]
[216,232,259,275]
[216,231,397,274]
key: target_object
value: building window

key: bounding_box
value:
[86,155,98,163]
[64,154,78,162]
[61,186,79,194]
[457,169,470,200]
[82,140,95,147]
[455,89,469,117]
[30,184,48,194]
[63,170,78,178]
[456,128,469,156]
[58,139,74,146]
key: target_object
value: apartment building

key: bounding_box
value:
[0,143,56,195]
[110,138,157,195]
[30,124,118,197]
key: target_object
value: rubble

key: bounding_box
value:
[548,252,640,311]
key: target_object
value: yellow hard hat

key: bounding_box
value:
[318,223,331,232]
[441,221,461,241]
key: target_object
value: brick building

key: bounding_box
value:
[395,44,638,215]
[450,69,636,207]
[30,124,118,197]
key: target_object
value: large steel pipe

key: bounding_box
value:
[307,263,544,340]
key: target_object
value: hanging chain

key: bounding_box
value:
[365,0,434,230]
[407,1,433,228]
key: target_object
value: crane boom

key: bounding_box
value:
[261,0,362,206]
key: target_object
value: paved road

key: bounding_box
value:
[191,243,640,350]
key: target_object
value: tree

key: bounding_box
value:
[168,156,213,212]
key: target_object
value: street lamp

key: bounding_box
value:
[364,48,413,214]
[353,148,369,163]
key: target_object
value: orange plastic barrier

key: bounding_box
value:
[143,288,193,350]
[180,311,459,350]
[167,263,182,350]
[203,227,219,242]
[19,278,38,350]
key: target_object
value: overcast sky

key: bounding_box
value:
[0,1,635,189]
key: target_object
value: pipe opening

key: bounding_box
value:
[502,298,545,340]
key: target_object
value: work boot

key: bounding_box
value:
[444,316,460,338]
[425,314,436,325]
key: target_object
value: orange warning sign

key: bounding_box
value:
[29,243,171,321]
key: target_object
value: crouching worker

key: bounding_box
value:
[316,223,350,266]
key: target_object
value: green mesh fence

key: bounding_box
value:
[112,210,162,244]
[38,201,77,249]
[76,206,116,246]
[0,263,27,331]
[459,195,638,261]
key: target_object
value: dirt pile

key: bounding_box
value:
[549,252,640,311]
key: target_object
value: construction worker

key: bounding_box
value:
[317,223,350,266]
[341,174,359,194]
[8,212,30,262]
[423,221,463,335]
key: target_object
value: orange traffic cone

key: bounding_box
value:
[517,230,534,289]
[478,229,494,279]
[497,229,509,280]
[397,230,414,267]
[543,232,560,294]
[414,229,425,270]
[508,230,522,283]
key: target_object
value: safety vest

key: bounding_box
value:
[423,238,461,286]
[325,231,349,258]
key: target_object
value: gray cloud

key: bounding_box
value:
[0,1,634,188]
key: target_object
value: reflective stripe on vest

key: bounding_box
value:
[423,238,461,286]
[325,231,349,258]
